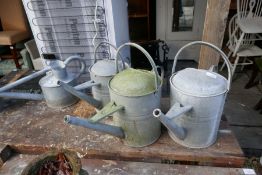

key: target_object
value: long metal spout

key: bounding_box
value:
[0,92,44,101]
[153,106,190,140]
[64,115,125,138]
[74,80,100,91]
[59,81,102,109]
[0,67,50,93]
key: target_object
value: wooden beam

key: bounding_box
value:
[198,0,231,69]
[0,144,14,167]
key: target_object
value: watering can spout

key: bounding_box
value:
[153,103,192,140]
[74,80,100,91]
[64,115,125,139]
[58,81,102,109]
[0,92,44,101]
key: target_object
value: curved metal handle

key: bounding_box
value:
[94,41,126,69]
[64,55,86,79]
[172,41,232,91]
[115,42,161,90]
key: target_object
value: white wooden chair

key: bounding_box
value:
[220,14,262,76]
[234,0,262,55]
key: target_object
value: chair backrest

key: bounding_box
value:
[228,14,256,51]
[237,0,262,20]
[0,0,29,31]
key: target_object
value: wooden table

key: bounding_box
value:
[0,153,253,175]
[0,99,245,168]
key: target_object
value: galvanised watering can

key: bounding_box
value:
[59,41,128,109]
[153,41,232,148]
[0,55,86,108]
[64,42,163,147]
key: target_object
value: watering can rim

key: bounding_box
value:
[91,41,126,77]
[89,59,117,77]
[108,67,163,97]
[88,59,129,77]
[170,71,229,98]
[171,41,232,91]
[39,73,76,88]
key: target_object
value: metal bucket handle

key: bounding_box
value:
[115,42,161,90]
[94,41,126,69]
[172,41,232,90]
[64,55,86,79]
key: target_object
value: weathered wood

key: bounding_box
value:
[0,154,253,175]
[0,100,245,167]
[199,0,231,69]
[8,69,29,83]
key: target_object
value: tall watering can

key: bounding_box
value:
[59,41,128,109]
[153,41,232,148]
[0,55,86,108]
[65,42,163,147]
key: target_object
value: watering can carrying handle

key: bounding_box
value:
[172,41,232,91]
[64,55,86,79]
[94,41,126,69]
[115,42,161,90]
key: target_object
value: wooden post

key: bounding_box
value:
[198,0,231,69]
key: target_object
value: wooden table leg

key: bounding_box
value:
[10,45,21,69]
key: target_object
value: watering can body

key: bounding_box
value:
[89,68,112,106]
[168,70,228,148]
[39,55,86,108]
[153,41,232,148]
[108,78,162,147]
[0,55,86,108]
[88,60,128,107]
[65,43,162,147]
[70,42,128,108]
[39,73,79,108]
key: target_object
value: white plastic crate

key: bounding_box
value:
[22,0,129,82]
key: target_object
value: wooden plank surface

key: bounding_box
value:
[7,69,29,83]
[0,154,253,175]
[198,0,231,69]
[0,100,245,167]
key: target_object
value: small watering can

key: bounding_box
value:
[59,41,128,109]
[64,42,163,147]
[153,41,232,148]
[0,55,86,108]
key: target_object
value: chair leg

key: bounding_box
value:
[10,45,21,69]
[220,62,227,72]
[220,50,233,71]
[232,56,240,77]
[233,32,245,57]
[241,57,247,71]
